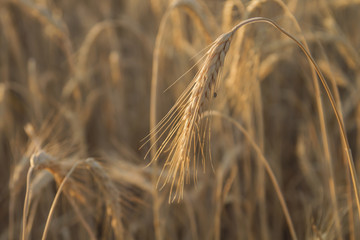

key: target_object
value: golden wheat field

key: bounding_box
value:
[2,0,360,239]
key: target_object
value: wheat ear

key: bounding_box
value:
[167,32,232,200]
[146,29,234,202]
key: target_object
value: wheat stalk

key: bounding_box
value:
[147,17,360,223]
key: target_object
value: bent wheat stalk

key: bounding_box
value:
[146,17,360,217]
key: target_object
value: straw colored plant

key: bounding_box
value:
[2,0,360,239]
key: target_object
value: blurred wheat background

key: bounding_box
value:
[1,0,360,239]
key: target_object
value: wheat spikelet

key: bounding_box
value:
[147,29,234,202]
